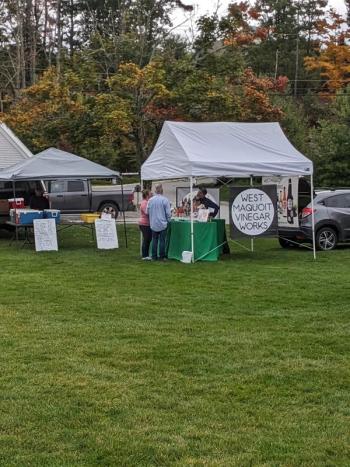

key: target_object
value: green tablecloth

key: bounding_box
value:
[167,219,226,262]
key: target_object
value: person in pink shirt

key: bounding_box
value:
[139,189,152,260]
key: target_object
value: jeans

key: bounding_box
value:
[139,225,152,258]
[152,228,167,259]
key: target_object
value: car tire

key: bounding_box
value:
[316,226,338,251]
[99,202,119,219]
[278,237,299,248]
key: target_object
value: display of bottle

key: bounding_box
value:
[279,190,283,214]
[287,178,294,224]
[282,187,287,217]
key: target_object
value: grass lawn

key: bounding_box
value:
[0,226,349,466]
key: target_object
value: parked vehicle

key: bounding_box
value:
[0,179,135,226]
[46,179,135,218]
[301,190,350,251]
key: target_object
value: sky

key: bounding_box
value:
[172,0,347,35]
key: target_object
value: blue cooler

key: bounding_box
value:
[44,209,61,224]
[18,210,43,225]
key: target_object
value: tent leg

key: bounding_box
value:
[120,177,128,248]
[250,176,254,253]
[310,174,316,260]
[12,181,18,242]
[190,177,194,263]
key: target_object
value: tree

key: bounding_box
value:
[346,0,350,26]
[304,10,350,94]
[107,61,173,167]
[0,67,89,151]
[309,87,350,186]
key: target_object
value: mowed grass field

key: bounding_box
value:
[0,226,349,466]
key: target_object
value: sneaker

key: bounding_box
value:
[142,256,152,261]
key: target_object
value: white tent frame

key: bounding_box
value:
[141,122,316,262]
[141,174,316,262]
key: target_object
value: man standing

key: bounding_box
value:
[146,184,171,260]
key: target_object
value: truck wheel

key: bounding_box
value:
[99,202,119,219]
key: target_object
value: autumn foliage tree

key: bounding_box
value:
[304,10,350,94]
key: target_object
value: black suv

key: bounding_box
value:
[300,190,350,251]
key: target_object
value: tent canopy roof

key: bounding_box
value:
[141,121,313,180]
[0,147,120,181]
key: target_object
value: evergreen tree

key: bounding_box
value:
[310,88,350,187]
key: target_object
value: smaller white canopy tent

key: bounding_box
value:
[0,148,129,247]
[0,147,119,180]
[141,121,316,260]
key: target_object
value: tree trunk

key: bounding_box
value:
[56,0,62,78]
[346,0,350,27]
[15,0,26,91]
[69,0,75,59]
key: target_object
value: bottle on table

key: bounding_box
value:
[282,187,287,217]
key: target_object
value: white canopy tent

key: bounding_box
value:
[141,121,316,260]
[0,147,129,247]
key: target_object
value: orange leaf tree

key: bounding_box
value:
[304,10,350,94]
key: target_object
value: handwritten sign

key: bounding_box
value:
[95,219,118,249]
[230,186,278,238]
[33,219,58,251]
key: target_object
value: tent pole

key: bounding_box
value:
[250,175,254,253]
[190,176,194,263]
[12,180,18,242]
[120,176,128,248]
[310,174,316,260]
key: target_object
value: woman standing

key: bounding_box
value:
[139,189,152,260]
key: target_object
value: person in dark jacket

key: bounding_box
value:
[196,188,219,218]
[196,187,230,253]
[29,188,50,210]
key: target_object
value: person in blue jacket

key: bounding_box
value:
[146,184,171,260]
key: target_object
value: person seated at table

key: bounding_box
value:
[29,188,50,210]
[195,188,219,218]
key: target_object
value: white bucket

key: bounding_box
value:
[181,251,193,263]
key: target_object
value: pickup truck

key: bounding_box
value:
[47,179,135,218]
[0,179,135,225]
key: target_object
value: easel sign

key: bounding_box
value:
[34,219,58,252]
[95,219,119,249]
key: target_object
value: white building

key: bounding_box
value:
[0,122,32,169]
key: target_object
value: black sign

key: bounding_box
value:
[230,185,278,238]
